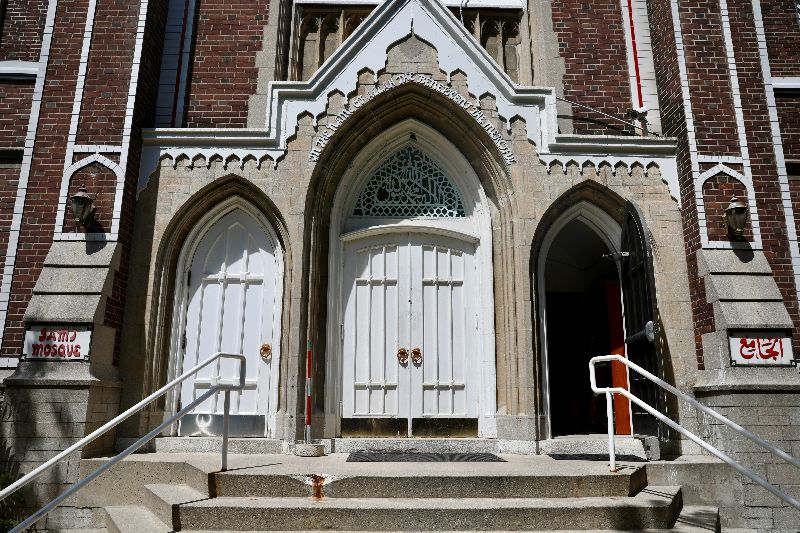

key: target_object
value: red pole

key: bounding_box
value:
[305,340,312,444]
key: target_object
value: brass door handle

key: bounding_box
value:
[260,343,272,362]
[411,347,422,365]
[397,347,409,364]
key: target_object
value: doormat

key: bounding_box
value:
[346,451,506,462]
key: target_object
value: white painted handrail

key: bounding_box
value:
[589,354,800,511]
[0,351,246,532]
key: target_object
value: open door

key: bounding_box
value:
[620,202,665,437]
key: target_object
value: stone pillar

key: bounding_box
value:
[0,242,122,530]
[694,248,800,530]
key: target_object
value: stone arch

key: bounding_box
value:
[530,181,631,439]
[142,175,292,434]
[302,84,523,437]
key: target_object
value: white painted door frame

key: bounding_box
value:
[167,196,284,437]
[325,119,497,438]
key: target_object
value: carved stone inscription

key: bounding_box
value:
[309,73,516,166]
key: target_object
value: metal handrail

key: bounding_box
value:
[589,354,800,511]
[0,351,246,532]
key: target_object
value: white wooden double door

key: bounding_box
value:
[342,232,480,424]
[177,209,282,437]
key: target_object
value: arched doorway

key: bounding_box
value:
[168,199,284,437]
[538,200,663,439]
[326,120,496,438]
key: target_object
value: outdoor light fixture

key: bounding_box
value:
[724,195,748,238]
[70,185,95,228]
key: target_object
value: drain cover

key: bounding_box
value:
[346,451,505,462]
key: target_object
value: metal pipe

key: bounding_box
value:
[606,391,616,471]
[556,96,650,134]
[305,340,313,444]
[589,354,800,511]
[10,387,219,533]
[590,354,800,470]
[222,390,231,471]
[1,351,245,531]
[0,352,245,502]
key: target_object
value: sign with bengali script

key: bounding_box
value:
[23,326,91,361]
[729,332,794,366]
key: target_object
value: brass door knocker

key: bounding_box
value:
[411,347,422,365]
[260,343,272,362]
[397,347,409,364]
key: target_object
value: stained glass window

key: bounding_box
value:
[352,146,466,218]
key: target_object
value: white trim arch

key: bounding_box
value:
[324,118,497,437]
[536,201,627,439]
[166,196,285,437]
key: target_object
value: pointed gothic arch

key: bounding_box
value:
[141,176,292,437]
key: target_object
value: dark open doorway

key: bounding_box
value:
[544,218,631,437]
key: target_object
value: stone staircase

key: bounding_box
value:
[74,452,720,532]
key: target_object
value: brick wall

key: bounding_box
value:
[0,0,47,61]
[75,0,139,146]
[702,174,753,241]
[0,0,90,357]
[0,81,32,149]
[551,0,634,135]
[761,0,800,78]
[182,0,269,127]
[61,163,117,234]
[107,0,169,366]
[679,0,740,156]
[0,0,165,360]
[730,0,800,355]
[647,0,714,367]
[777,93,800,161]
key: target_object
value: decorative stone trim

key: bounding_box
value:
[0,60,39,79]
[139,0,680,203]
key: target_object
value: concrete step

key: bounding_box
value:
[103,506,171,533]
[173,486,683,531]
[211,468,647,499]
[144,483,206,529]
[154,437,283,455]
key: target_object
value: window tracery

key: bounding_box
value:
[290,5,522,82]
[352,146,466,218]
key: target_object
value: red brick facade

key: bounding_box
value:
[777,94,800,161]
[761,0,800,78]
[0,81,32,149]
[702,174,752,241]
[679,0,740,156]
[0,0,48,61]
[0,0,797,390]
[551,0,634,135]
[75,0,139,146]
[182,0,269,128]
[647,0,714,367]
[731,0,800,354]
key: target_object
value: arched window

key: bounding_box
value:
[352,146,466,218]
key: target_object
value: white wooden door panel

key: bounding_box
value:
[343,239,403,417]
[414,237,475,418]
[342,232,479,426]
[178,209,281,436]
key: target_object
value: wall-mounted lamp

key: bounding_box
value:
[70,185,95,228]
[724,195,748,238]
